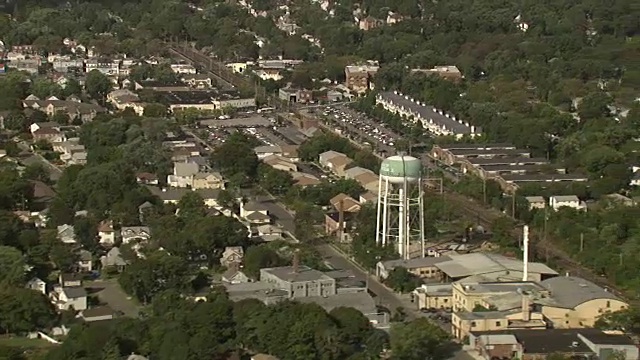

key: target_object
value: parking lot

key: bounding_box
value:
[322,106,399,146]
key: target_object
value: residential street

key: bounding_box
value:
[16,140,63,181]
[85,279,141,318]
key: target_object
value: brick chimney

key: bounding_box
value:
[338,199,345,240]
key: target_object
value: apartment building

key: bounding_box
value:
[345,65,379,93]
[377,91,480,139]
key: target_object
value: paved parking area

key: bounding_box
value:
[85,279,141,317]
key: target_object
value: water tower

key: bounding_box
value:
[375,154,426,259]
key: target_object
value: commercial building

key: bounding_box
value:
[345,65,379,93]
[470,329,638,360]
[449,276,628,339]
[376,256,451,280]
[377,91,480,139]
[259,265,336,298]
[162,90,256,112]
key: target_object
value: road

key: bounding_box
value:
[85,279,141,317]
[15,141,63,182]
[317,244,411,314]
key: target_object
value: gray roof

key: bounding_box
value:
[378,91,478,135]
[174,162,199,177]
[381,256,451,271]
[102,247,128,267]
[246,212,271,221]
[62,286,87,299]
[121,226,151,238]
[435,253,558,279]
[295,292,376,314]
[551,195,579,202]
[261,266,333,283]
[525,196,545,203]
[319,150,347,163]
[478,334,518,345]
[541,276,621,309]
[344,166,370,179]
[243,200,266,211]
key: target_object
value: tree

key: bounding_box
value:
[389,318,452,360]
[258,165,294,195]
[0,287,56,333]
[0,246,26,286]
[178,192,206,219]
[243,245,285,278]
[385,267,422,293]
[119,252,191,304]
[85,70,113,101]
[143,103,168,118]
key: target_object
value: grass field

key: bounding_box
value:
[0,336,57,348]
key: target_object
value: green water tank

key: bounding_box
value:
[379,155,421,184]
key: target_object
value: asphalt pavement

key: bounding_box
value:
[16,141,63,182]
[316,244,413,315]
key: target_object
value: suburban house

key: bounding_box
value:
[59,273,83,287]
[146,187,220,207]
[98,220,116,245]
[329,193,361,213]
[101,247,128,272]
[222,267,250,284]
[135,172,159,185]
[324,211,355,239]
[57,224,77,244]
[240,201,271,224]
[263,154,298,172]
[26,277,47,294]
[254,145,300,162]
[292,172,321,188]
[121,226,151,244]
[107,89,144,115]
[220,246,244,267]
[77,249,93,272]
[318,151,353,177]
[50,286,88,311]
[192,172,225,190]
[33,127,66,143]
[167,162,199,188]
[525,196,546,210]
[549,195,585,211]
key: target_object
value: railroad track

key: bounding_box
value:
[172,44,631,301]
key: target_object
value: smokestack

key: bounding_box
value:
[292,250,300,273]
[522,225,529,281]
[338,199,345,241]
[522,292,530,321]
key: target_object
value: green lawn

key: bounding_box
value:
[0,336,57,349]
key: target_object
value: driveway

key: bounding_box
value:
[85,279,141,318]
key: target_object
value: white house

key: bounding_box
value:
[167,162,199,188]
[240,201,270,224]
[98,220,116,245]
[57,224,77,244]
[121,226,151,244]
[26,277,47,294]
[549,195,585,211]
[50,286,88,311]
[525,196,546,210]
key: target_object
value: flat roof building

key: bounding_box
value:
[260,265,336,298]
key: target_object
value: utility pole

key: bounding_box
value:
[511,190,516,218]
[579,233,584,252]
[482,178,487,204]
